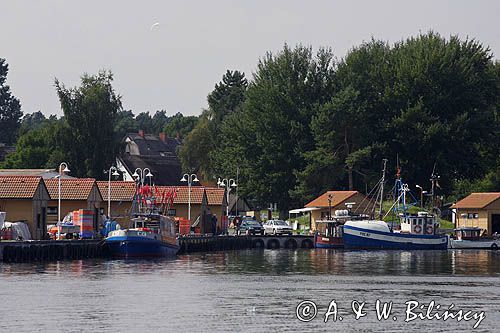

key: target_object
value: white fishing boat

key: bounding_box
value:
[449,227,499,250]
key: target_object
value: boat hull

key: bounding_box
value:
[105,235,179,258]
[343,225,448,250]
[450,239,500,249]
[314,234,344,249]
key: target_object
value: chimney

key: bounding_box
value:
[138,130,145,138]
[159,132,166,142]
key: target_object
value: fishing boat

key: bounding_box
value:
[449,227,499,250]
[105,180,180,258]
[314,209,363,249]
[343,161,448,250]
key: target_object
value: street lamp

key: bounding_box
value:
[132,168,153,186]
[327,194,333,220]
[57,162,70,240]
[180,173,199,221]
[105,166,120,219]
[217,177,237,218]
[416,185,427,208]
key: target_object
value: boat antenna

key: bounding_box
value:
[378,159,388,219]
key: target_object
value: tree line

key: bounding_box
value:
[1,32,499,215]
[180,32,499,215]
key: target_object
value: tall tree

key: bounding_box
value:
[0,58,23,144]
[55,70,121,179]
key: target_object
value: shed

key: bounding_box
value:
[452,192,500,236]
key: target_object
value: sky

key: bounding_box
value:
[1,0,499,117]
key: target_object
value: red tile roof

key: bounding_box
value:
[452,193,500,209]
[0,176,44,199]
[45,178,97,200]
[156,186,205,204]
[97,181,136,201]
[305,191,359,208]
[205,188,225,205]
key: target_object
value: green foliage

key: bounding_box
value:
[114,110,138,139]
[55,70,121,179]
[0,58,23,144]
[163,112,199,139]
[19,111,47,135]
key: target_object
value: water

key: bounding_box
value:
[1,249,499,332]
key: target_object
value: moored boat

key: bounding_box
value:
[449,227,499,250]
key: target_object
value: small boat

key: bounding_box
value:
[105,182,180,258]
[314,209,356,249]
[105,213,179,258]
[343,212,448,250]
[449,227,500,250]
[342,160,448,250]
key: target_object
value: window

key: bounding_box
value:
[468,213,474,219]
[473,213,479,219]
[47,207,58,215]
[167,209,176,216]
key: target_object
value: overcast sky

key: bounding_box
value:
[1,0,499,117]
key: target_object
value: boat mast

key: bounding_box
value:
[378,159,388,219]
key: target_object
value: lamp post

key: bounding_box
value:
[180,173,199,221]
[132,168,153,211]
[217,178,237,218]
[57,162,70,240]
[416,185,427,208]
[327,194,333,220]
[105,166,120,218]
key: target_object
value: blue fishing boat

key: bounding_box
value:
[342,160,448,250]
[105,213,179,258]
[105,175,180,258]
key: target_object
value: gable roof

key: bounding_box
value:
[119,155,184,186]
[205,188,226,206]
[0,176,45,199]
[125,132,181,156]
[156,186,205,204]
[305,191,359,208]
[96,181,136,202]
[0,169,75,179]
[452,193,500,209]
[45,178,99,200]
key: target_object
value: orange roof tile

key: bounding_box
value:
[305,191,359,208]
[45,178,97,200]
[205,188,225,205]
[452,193,500,209]
[0,176,44,199]
[156,186,205,204]
[97,181,137,202]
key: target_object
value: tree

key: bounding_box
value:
[0,58,23,144]
[135,112,154,133]
[163,112,199,139]
[55,70,121,179]
[114,110,138,139]
[219,45,336,215]
[19,111,48,135]
[180,70,248,178]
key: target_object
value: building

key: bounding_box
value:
[0,176,50,239]
[96,181,136,227]
[0,168,75,179]
[117,131,184,186]
[452,192,500,236]
[305,190,373,231]
[44,178,103,230]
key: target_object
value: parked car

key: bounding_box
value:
[263,220,293,235]
[237,219,264,235]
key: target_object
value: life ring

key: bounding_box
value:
[426,225,434,235]
[413,225,422,233]
[492,243,498,250]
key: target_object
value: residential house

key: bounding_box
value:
[0,176,50,239]
[452,192,500,236]
[117,131,185,186]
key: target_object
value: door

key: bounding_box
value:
[492,214,500,235]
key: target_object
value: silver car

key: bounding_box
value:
[263,220,293,235]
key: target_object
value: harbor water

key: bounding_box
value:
[1,249,499,332]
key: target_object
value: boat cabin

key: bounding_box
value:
[400,212,438,235]
[454,227,484,241]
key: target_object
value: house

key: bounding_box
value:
[44,178,103,231]
[452,192,500,236]
[0,168,75,179]
[0,176,50,239]
[117,130,185,186]
[96,181,136,227]
[305,190,373,231]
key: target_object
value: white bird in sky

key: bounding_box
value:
[150,22,160,31]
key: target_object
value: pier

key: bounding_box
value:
[0,240,104,263]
